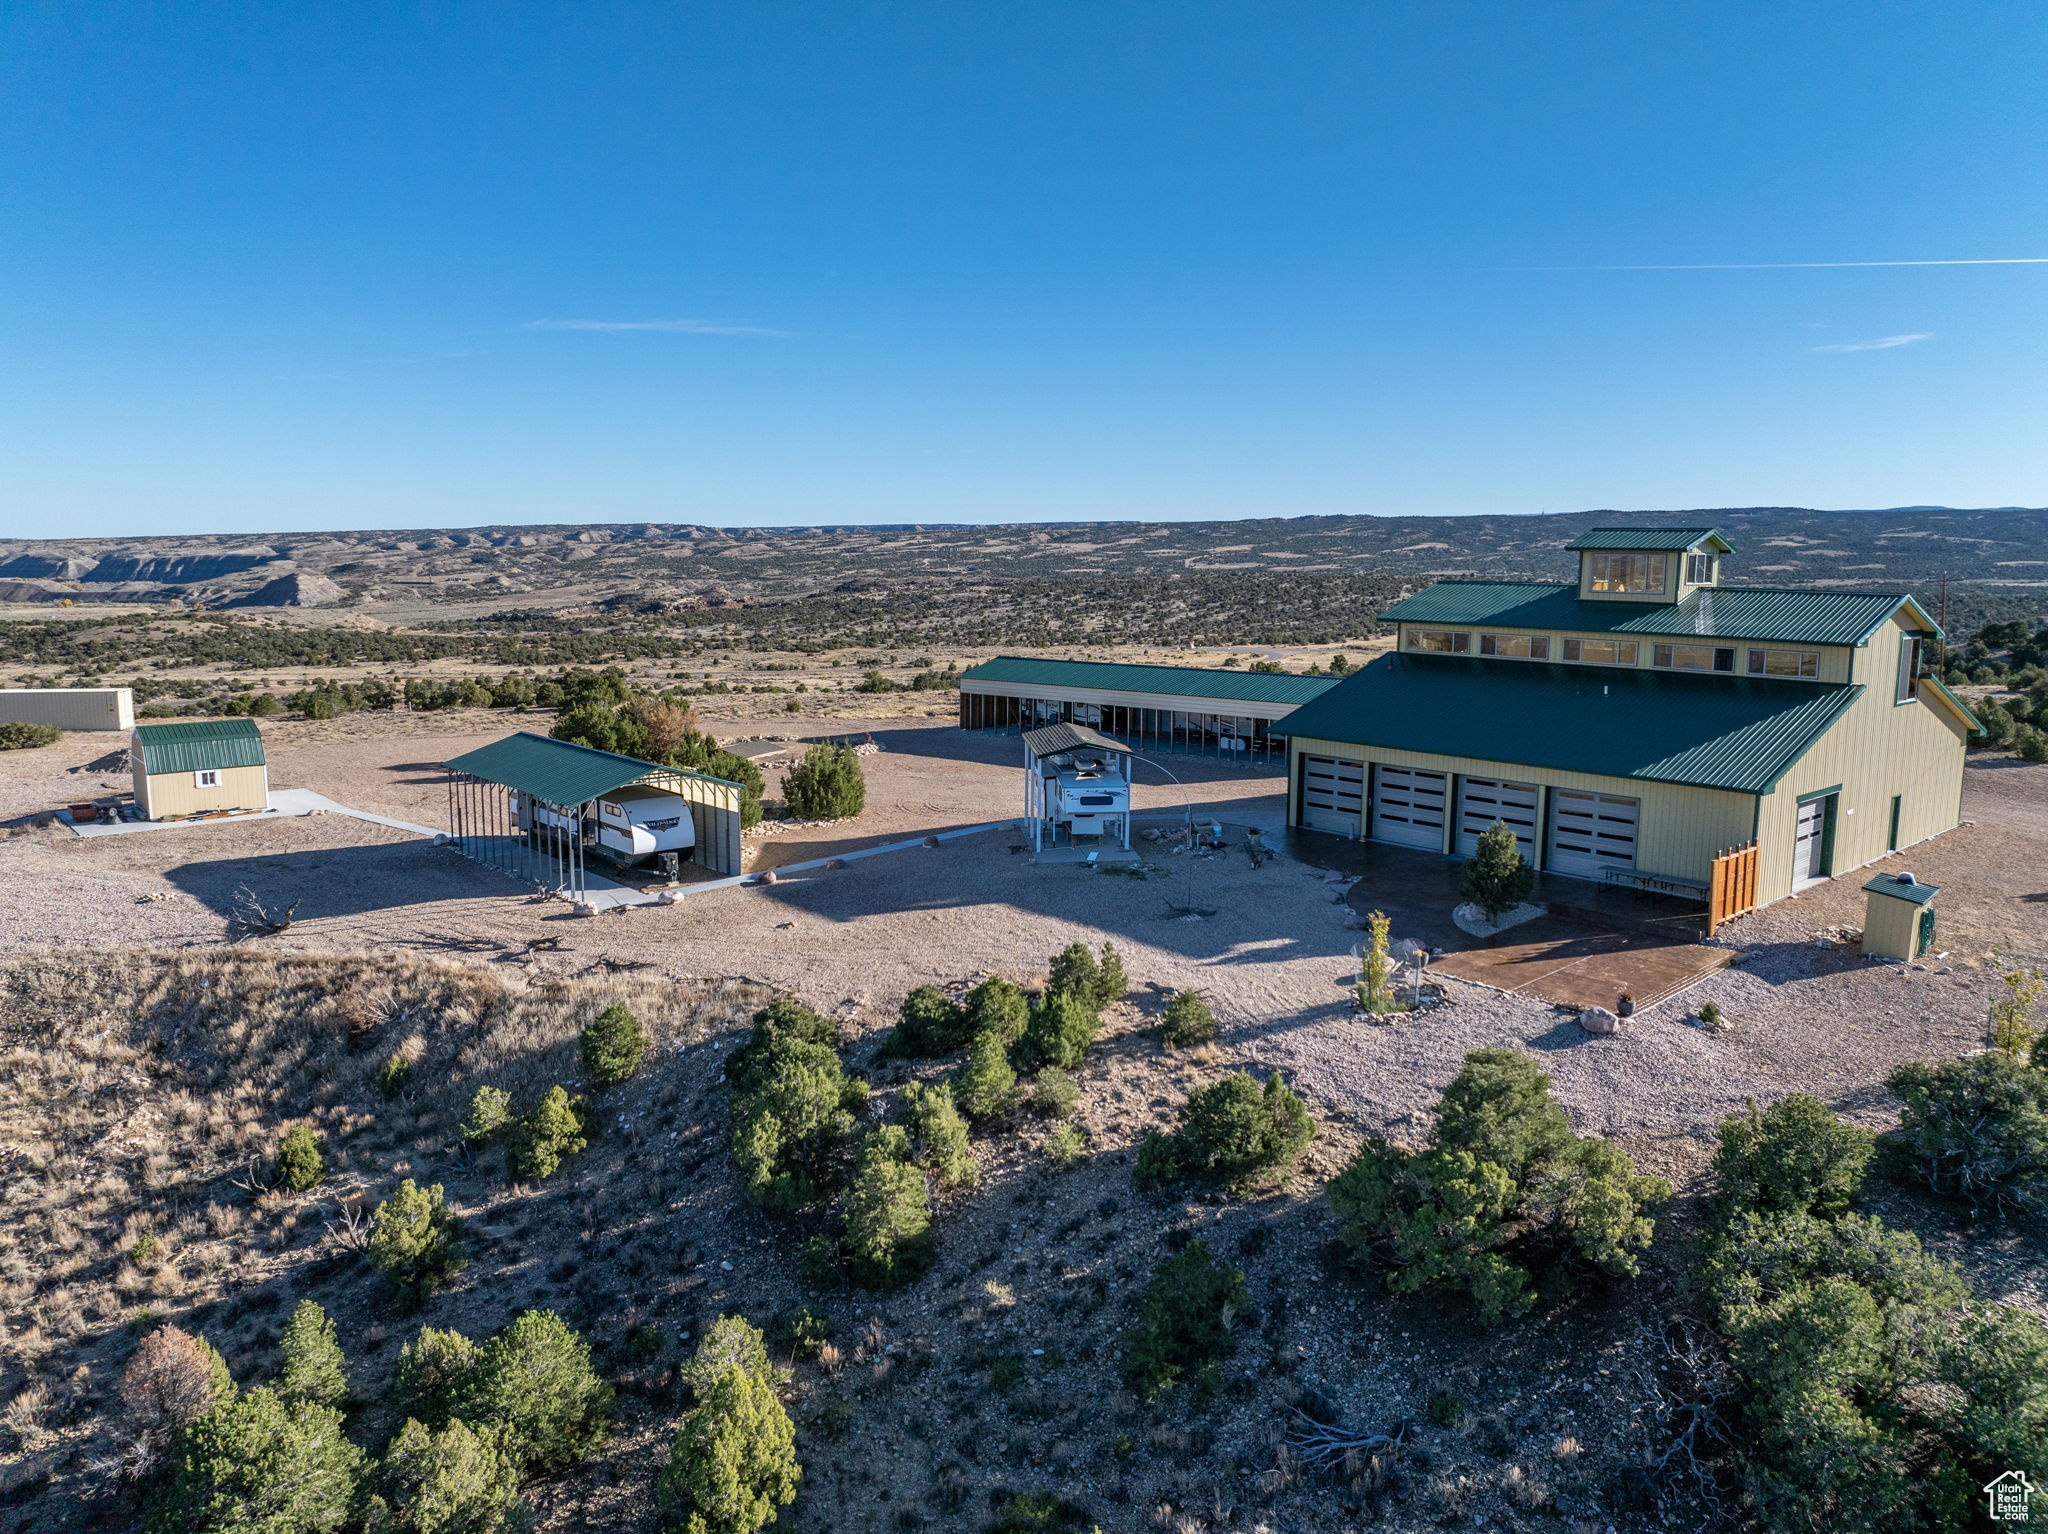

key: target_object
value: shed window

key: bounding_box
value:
[1560,638,1639,666]
[1684,552,1718,585]
[1748,648,1820,679]
[1588,553,1667,594]
[1479,633,1549,659]
[1652,643,1735,672]
[1406,629,1471,653]
[194,769,221,788]
[1896,634,1923,703]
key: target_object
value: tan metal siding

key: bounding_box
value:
[0,687,135,731]
[139,764,270,819]
[1753,612,1967,901]
[958,677,1303,723]
[1286,736,1754,882]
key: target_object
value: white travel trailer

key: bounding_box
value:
[512,782,698,874]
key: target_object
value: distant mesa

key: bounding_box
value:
[0,555,98,580]
[224,572,348,608]
[85,550,279,583]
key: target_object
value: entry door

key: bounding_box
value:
[1454,777,1539,860]
[1546,789,1639,879]
[1794,796,1830,885]
[1299,755,1364,835]
[1371,766,1448,849]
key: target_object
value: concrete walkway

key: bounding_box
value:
[64,788,440,840]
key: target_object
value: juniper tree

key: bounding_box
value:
[369,1180,467,1303]
[273,1124,326,1193]
[659,1323,800,1534]
[951,1028,1019,1122]
[276,1300,349,1410]
[366,1417,524,1534]
[152,1388,364,1534]
[580,1004,649,1088]
[963,976,1030,1045]
[1458,819,1535,918]
[509,1087,589,1180]
[841,1129,933,1288]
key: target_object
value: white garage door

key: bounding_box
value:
[1371,765,1448,849]
[1299,755,1364,835]
[1546,789,1639,880]
[1454,777,1540,859]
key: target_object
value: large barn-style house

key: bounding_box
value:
[1278,527,1978,910]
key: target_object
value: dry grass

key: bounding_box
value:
[0,947,766,1501]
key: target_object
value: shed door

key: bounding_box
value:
[1299,756,1364,835]
[1794,796,1830,885]
[1371,766,1448,849]
[1546,790,1638,879]
[1454,777,1539,860]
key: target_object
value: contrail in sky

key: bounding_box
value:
[1533,258,2048,270]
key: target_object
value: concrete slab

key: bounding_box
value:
[63,788,441,840]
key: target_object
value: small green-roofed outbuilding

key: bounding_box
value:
[132,717,267,775]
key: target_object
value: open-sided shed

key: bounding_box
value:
[441,731,744,899]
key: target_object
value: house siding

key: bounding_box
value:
[1753,612,1969,901]
[0,687,135,731]
[1285,737,1755,884]
[135,763,270,819]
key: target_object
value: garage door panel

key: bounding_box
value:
[1372,765,1447,849]
[1454,777,1539,858]
[1300,755,1364,835]
[1546,789,1638,880]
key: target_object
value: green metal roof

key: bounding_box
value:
[1863,873,1939,905]
[1382,581,1930,647]
[1564,526,1733,553]
[444,731,736,806]
[132,717,266,774]
[960,655,1343,707]
[1279,653,1862,794]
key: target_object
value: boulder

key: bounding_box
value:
[1578,1006,1619,1036]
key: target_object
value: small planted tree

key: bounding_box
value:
[1121,1240,1249,1400]
[951,1029,1019,1122]
[1989,944,2046,1061]
[510,1086,589,1180]
[1160,990,1217,1048]
[272,1124,326,1192]
[367,1417,524,1534]
[659,1318,800,1534]
[152,1388,364,1534]
[1356,909,1405,1016]
[581,1004,649,1088]
[1459,820,1536,918]
[369,1180,467,1303]
[275,1300,349,1410]
[782,742,867,820]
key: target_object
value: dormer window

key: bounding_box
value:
[1685,552,1717,585]
[1588,553,1667,595]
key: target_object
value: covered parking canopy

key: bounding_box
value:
[441,731,744,898]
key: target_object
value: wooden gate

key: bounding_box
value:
[1708,840,1760,934]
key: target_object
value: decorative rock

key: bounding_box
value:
[1578,1006,1620,1035]
[657,890,682,906]
[1322,869,1348,884]
[1321,887,1345,904]
[757,870,778,885]
[1452,900,1549,939]
[922,835,941,848]
[571,902,598,918]
[825,858,848,870]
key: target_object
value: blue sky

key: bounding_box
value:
[2,2,2044,537]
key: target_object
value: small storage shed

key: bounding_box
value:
[1861,872,1939,960]
[0,686,134,732]
[130,718,269,819]
[441,732,745,899]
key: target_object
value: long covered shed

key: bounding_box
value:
[957,656,1341,762]
[442,732,744,900]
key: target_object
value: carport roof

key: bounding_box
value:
[1022,721,1132,758]
[445,731,735,806]
[960,655,1342,706]
[133,717,266,774]
[1278,653,1862,794]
